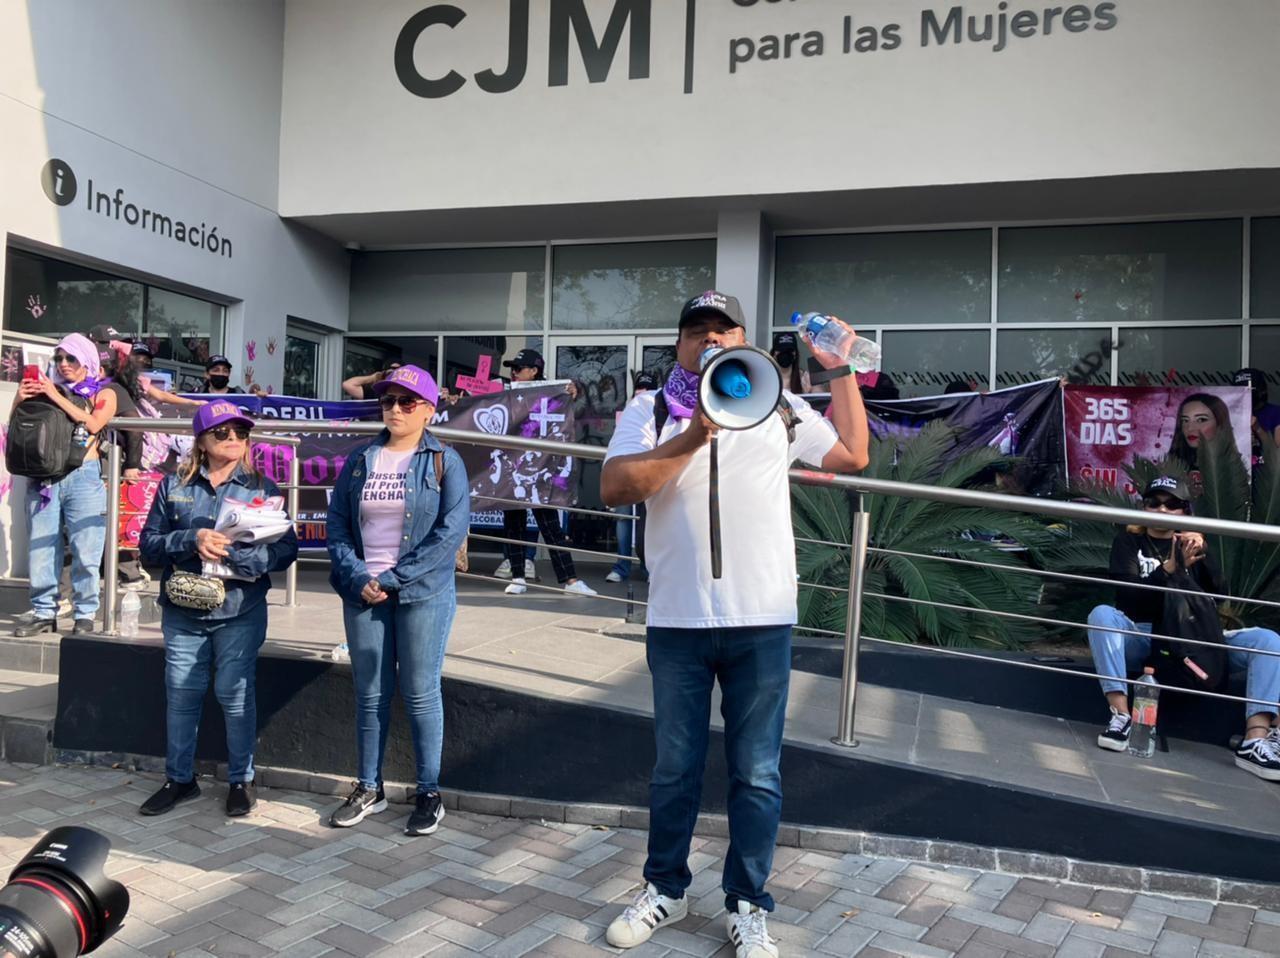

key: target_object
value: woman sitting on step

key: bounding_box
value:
[1086,475,1280,781]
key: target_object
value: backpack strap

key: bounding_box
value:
[776,396,798,444]
[653,390,670,441]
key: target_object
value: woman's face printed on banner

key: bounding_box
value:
[1179,400,1219,448]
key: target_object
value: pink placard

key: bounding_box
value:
[456,355,503,396]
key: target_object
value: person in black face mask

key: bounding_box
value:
[200,355,245,395]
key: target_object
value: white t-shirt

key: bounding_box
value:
[605,390,837,628]
[359,447,415,577]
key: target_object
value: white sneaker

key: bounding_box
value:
[564,580,598,597]
[606,883,687,948]
[504,578,527,595]
[494,559,512,580]
[605,571,624,583]
[726,901,778,958]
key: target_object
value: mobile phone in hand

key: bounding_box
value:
[22,364,40,382]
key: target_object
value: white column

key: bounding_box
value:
[714,210,772,345]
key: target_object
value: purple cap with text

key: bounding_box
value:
[371,364,440,406]
[193,400,254,436]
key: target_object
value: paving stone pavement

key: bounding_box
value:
[0,764,1275,958]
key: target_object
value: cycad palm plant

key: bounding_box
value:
[793,422,1084,649]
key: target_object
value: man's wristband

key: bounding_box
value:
[810,365,856,385]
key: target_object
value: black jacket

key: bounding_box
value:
[1108,531,1222,630]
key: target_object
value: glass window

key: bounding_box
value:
[639,343,678,387]
[1116,326,1242,387]
[996,329,1112,387]
[283,333,321,399]
[999,220,1242,324]
[143,288,223,367]
[773,230,991,326]
[1251,325,1280,384]
[5,247,143,340]
[1251,218,1280,317]
[341,336,440,399]
[551,240,714,330]
[882,330,989,398]
[349,247,545,332]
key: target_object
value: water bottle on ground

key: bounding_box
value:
[119,590,140,638]
[790,312,882,373]
[331,642,350,662]
[1128,667,1160,758]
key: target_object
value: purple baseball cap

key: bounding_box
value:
[193,399,254,435]
[371,364,440,406]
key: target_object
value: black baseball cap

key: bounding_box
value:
[130,342,154,358]
[88,324,120,344]
[634,371,660,391]
[1143,476,1191,506]
[772,331,798,352]
[206,355,233,370]
[679,290,746,330]
[503,348,544,371]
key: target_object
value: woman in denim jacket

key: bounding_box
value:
[138,401,298,818]
[325,365,470,835]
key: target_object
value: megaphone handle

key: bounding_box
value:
[709,435,723,580]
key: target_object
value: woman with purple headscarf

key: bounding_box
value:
[11,333,117,636]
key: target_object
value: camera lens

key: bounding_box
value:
[0,827,129,957]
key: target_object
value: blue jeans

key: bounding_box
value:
[1087,604,1280,721]
[163,602,267,783]
[644,625,791,913]
[343,588,456,793]
[611,506,634,579]
[25,460,106,620]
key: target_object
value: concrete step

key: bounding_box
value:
[0,668,57,765]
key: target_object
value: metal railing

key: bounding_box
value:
[100,417,1280,749]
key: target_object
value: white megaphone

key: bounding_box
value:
[697,345,784,430]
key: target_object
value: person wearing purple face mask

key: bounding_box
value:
[11,333,117,637]
[600,291,869,957]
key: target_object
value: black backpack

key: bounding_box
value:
[5,390,92,482]
[635,391,797,565]
[1151,569,1228,691]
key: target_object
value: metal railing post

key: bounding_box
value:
[833,498,870,748]
[285,446,300,607]
[103,442,121,634]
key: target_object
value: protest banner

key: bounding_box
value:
[1063,385,1252,495]
[171,387,577,550]
[807,379,1066,495]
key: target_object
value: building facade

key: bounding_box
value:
[2,0,1278,574]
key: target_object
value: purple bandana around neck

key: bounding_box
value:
[662,364,701,420]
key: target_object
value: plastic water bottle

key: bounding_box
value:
[331,642,350,662]
[119,590,140,638]
[1127,667,1160,758]
[790,312,882,373]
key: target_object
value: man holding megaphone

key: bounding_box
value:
[600,291,869,957]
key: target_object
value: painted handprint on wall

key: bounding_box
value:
[245,340,257,361]
[267,337,278,356]
[26,295,46,319]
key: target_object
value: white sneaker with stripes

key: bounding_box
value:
[726,901,778,958]
[605,883,687,948]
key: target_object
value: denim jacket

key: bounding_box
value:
[326,430,469,606]
[140,465,299,621]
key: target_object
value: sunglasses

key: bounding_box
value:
[208,425,251,441]
[1143,496,1186,512]
[378,395,424,411]
[53,352,81,366]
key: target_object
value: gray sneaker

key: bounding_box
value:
[328,784,387,828]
